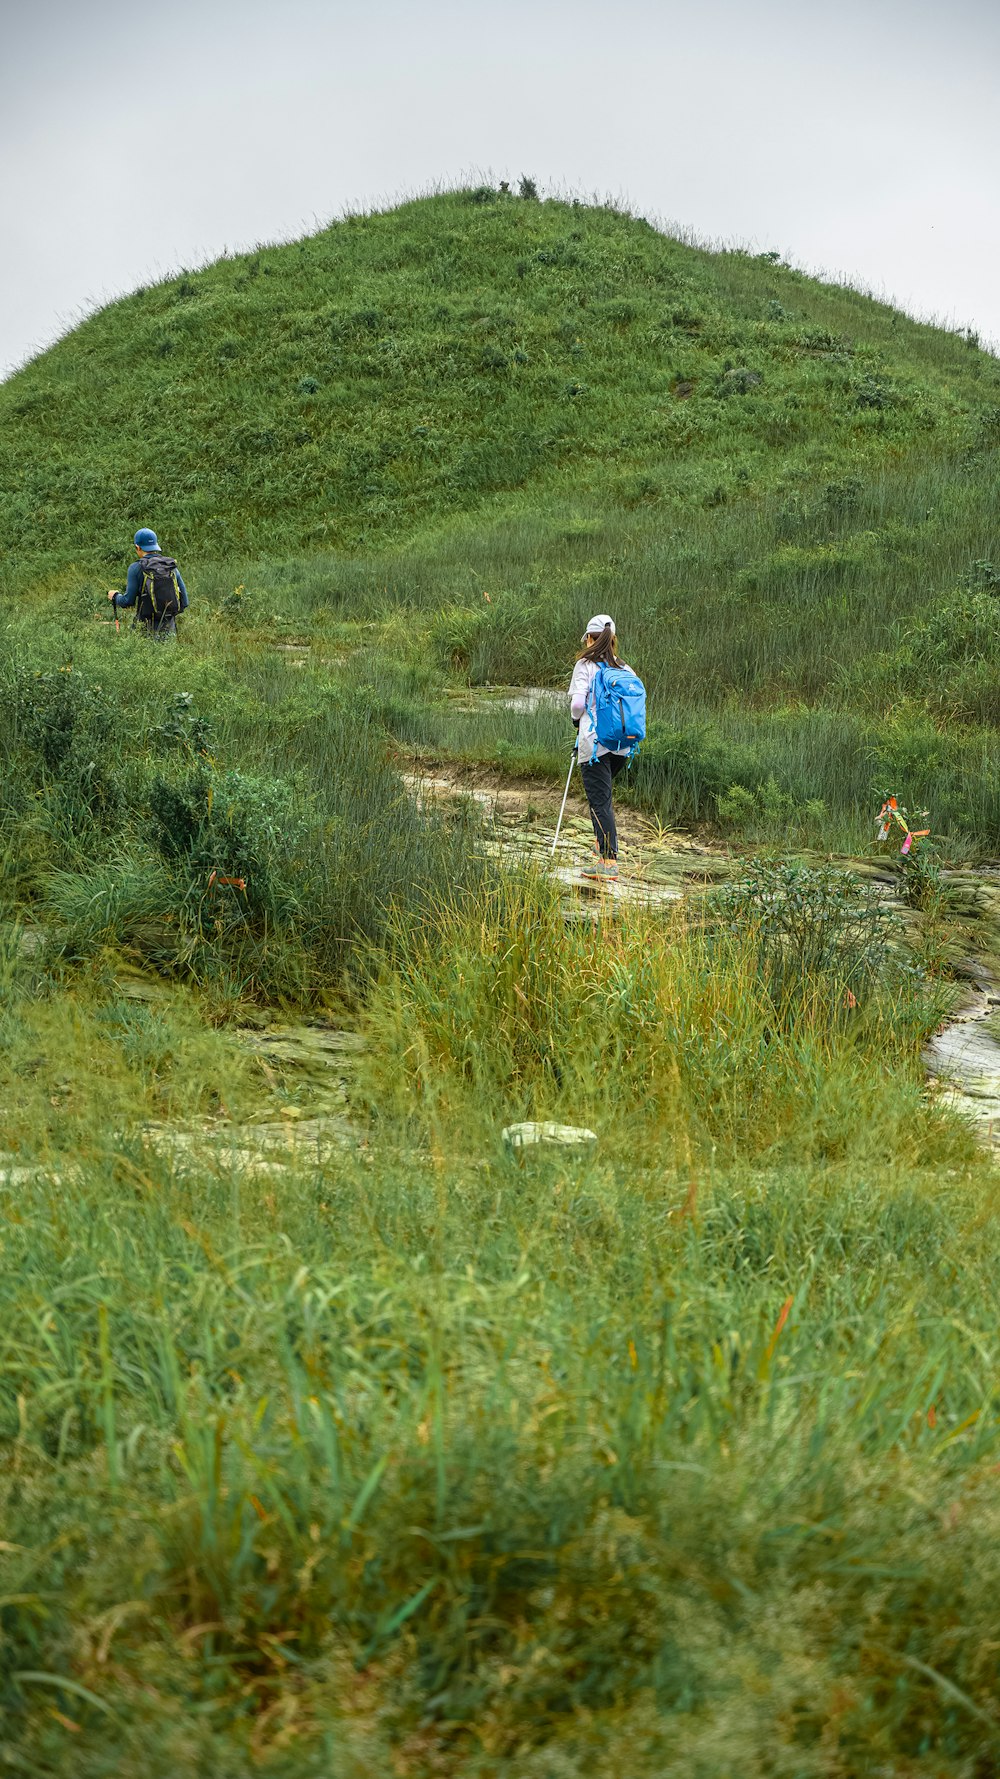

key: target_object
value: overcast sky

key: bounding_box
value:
[2,0,998,379]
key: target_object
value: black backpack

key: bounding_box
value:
[138,553,183,625]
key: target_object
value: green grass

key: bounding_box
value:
[5,186,1000,849]
[5,187,1000,1773]
[3,188,994,582]
[0,604,487,1004]
[4,874,1000,1775]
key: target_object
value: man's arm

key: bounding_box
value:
[175,569,189,612]
[112,560,143,609]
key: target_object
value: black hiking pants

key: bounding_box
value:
[580,754,628,859]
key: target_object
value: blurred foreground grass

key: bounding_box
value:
[4,853,1000,1774]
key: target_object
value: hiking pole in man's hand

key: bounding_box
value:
[551,742,578,855]
[107,588,120,634]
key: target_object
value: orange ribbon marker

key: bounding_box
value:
[877,797,930,858]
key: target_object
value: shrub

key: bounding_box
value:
[855,374,897,411]
[796,327,851,356]
[716,367,762,397]
[8,665,124,841]
[716,778,828,843]
[632,721,754,822]
[712,858,900,1011]
[153,691,214,758]
[16,667,115,777]
[716,782,760,829]
[958,559,1000,593]
[898,840,942,911]
[147,765,306,925]
[820,475,864,520]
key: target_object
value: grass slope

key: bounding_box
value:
[1,187,995,578]
[4,188,1000,851]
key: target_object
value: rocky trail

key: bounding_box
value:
[401,756,732,909]
[403,754,1000,1149]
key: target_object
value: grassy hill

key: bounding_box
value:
[6,194,1000,1774]
[4,188,1000,849]
[2,186,996,576]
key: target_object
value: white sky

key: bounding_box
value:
[2,0,998,378]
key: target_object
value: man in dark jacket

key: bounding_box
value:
[108,528,189,640]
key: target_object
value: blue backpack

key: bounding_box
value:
[589,662,647,759]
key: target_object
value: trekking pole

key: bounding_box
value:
[551,744,578,855]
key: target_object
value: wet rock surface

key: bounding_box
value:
[925,980,1000,1144]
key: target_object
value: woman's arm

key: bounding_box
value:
[568,658,591,720]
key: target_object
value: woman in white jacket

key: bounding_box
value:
[568,613,632,880]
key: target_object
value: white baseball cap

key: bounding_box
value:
[586,613,615,635]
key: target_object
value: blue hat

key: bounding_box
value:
[134,528,159,551]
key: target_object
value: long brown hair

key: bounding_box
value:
[576,625,622,668]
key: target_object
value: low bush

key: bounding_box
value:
[0,620,486,999]
[629,719,755,823]
[711,857,908,1013]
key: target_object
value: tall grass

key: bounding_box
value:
[0,613,484,1000]
[299,457,1000,850]
[167,447,1000,850]
[359,868,946,1165]
[1,877,997,1772]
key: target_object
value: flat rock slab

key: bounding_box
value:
[236,1025,365,1067]
[925,988,1000,1143]
[443,686,565,715]
[0,1159,70,1186]
[401,765,731,913]
[502,1121,597,1149]
[551,864,682,907]
[926,1021,1000,1095]
[142,1111,356,1170]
